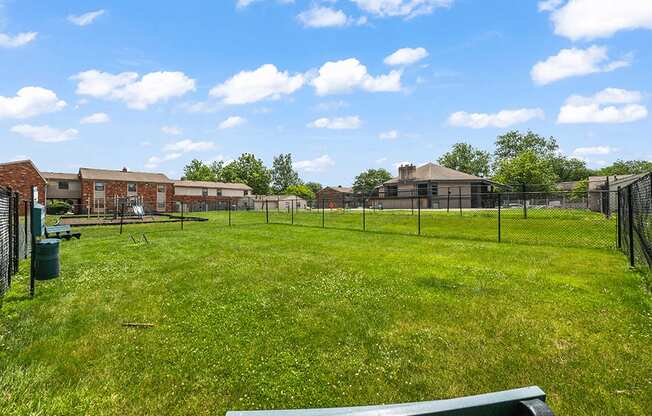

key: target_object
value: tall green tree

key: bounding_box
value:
[183,159,216,181]
[220,153,272,195]
[597,160,652,176]
[305,182,322,195]
[494,130,559,164]
[285,184,315,201]
[271,153,301,194]
[493,150,558,190]
[550,156,594,182]
[353,168,392,195]
[438,142,491,177]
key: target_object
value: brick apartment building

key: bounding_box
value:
[0,160,47,213]
[314,186,354,208]
[78,167,174,213]
[173,180,252,212]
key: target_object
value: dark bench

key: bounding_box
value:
[227,386,553,416]
[45,225,81,241]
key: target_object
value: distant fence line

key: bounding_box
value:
[618,173,652,270]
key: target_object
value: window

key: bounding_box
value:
[58,181,69,190]
[127,183,137,193]
[244,190,249,196]
[202,188,209,197]
[417,183,428,197]
[431,184,439,196]
[157,185,165,193]
[217,189,222,196]
[385,185,398,197]
[95,182,104,192]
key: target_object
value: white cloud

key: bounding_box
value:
[80,112,110,124]
[298,7,349,28]
[375,157,388,164]
[72,70,196,109]
[573,146,616,156]
[537,0,563,12]
[295,155,335,172]
[308,116,362,129]
[163,139,216,153]
[210,64,304,105]
[558,87,648,124]
[384,47,429,66]
[145,153,182,169]
[236,0,295,8]
[312,58,402,95]
[0,87,66,119]
[350,0,453,18]
[378,130,399,139]
[531,46,630,85]
[11,124,79,143]
[219,116,247,129]
[67,9,105,26]
[0,32,37,48]
[161,125,183,135]
[448,108,545,129]
[545,0,652,40]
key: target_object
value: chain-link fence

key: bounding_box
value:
[619,173,652,269]
[0,186,20,297]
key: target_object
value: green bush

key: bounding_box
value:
[46,200,71,215]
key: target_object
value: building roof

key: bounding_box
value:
[174,180,252,190]
[79,167,173,183]
[42,172,80,181]
[384,163,489,184]
[0,159,47,184]
[321,186,353,194]
[247,194,306,201]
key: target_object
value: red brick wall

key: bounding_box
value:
[80,179,174,213]
[0,161,46,214]
[315,188,351,208]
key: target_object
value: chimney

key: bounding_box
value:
[122,167,128,173]
[398,164,416,181]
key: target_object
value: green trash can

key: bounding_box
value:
[34,238,60,281]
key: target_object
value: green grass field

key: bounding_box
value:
[1,211,650,415]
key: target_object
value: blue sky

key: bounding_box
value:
[1,0,651,186]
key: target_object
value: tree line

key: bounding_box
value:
[182,153,321,201]
[183,130,651,197]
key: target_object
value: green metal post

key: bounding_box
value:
[627,186,635,267]
[498,193,502,243]
[362,196,366,231]
[417,196,421,235]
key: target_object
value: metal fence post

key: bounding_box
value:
[265,200,269,224]
[498,193,502,243]
[291,199,294,225]
[13,192,19,274]
[228,199,232,226]
[362,196,366,231]
[417,196,421,235]
[7,187,14,284]
[23,200,28,259]
[119,201,125,235]
[322,199,325,228]
[181,202,185,230]
[627,186,635,267]
[522,184,528,219]
[459,186,463,216]
[617,187,622,249]
[447,189,451,213]
[29,199,35,298]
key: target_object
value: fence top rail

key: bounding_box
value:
[226,386,548,416]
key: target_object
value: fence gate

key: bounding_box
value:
[1,186,20,297]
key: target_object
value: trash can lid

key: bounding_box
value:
[38,238,61,245]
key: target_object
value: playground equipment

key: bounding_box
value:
[114,195,145,219]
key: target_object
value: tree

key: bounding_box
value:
[220,153,272,195]
[596,160,652,176]
[285,184,315,201]
[183,159,216,181]
[353,168,392,195]
[494,130,558,164]
[438,142,491,177]
[570,178,588,201]
[271,153,301,194]
[550,156,594,182]
[493,150,558,190]
[305,182,322,195]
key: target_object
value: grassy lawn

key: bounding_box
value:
[1,212,650,415]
